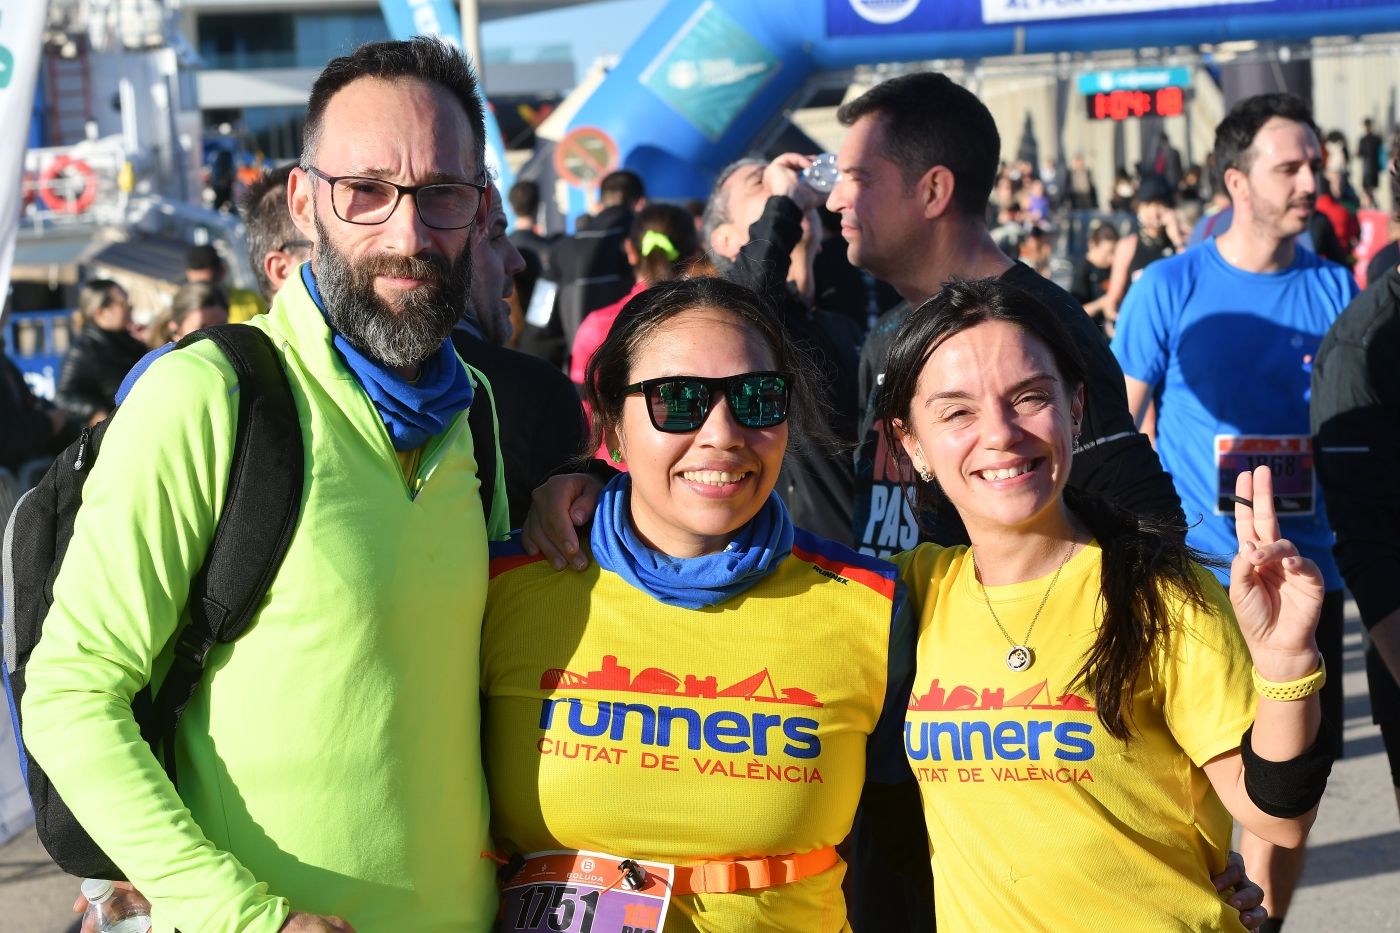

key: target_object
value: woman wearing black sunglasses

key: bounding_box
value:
[480,276,916,931]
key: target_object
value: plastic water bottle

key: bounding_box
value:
[801,152,841,193]
[81,878,152,933]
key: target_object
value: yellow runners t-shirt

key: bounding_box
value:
[894,541,1256,933]
[483,529,912,932]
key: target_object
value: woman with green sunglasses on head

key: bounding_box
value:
[569,202,703,464]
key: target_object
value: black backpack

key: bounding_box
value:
[1,325,303,879]
[2,325,501,880]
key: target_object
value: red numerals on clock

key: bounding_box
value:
[1154,86,1184,117]
[1089,87,1185,121]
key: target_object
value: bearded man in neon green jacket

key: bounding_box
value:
[23,38,508,933]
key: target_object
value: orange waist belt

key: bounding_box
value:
[671,844,839,896]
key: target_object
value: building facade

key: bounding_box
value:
[179,0,576,160]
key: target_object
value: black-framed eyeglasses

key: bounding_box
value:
[301,165,487,230]
[621,372,792,433]
[279,239,313,252]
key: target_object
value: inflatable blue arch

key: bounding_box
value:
[528,0,1400,226]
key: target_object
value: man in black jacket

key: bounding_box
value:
[453,183,587,527]
[522,170,644,370]
[55,278,147,425]
[703,154,864,546]
[507,179,560,268]
[1,344,77,475]
[826,73,1183,559]
[1357,118,1383,206]
[1312,161,1400,822]
[507,179,561,330]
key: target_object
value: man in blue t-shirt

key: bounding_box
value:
[1113,92,1357,933]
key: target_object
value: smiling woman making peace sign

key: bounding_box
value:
[874,279,1333,931]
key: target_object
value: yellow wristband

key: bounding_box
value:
[1252,657,1326,702]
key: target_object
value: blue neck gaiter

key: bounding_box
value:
[302,263,474,451]
[590,474,794,610]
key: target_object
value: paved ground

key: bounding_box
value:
[1267,606,1400,931]
[3,607,1397,931]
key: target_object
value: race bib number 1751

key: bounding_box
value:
[499,850,674,933]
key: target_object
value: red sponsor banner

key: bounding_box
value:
[1355,209,1392,289]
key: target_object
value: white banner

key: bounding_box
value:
[0,1,47,322]
[0,1,46,843]
[982,0,1269,24]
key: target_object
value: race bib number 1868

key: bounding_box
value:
[1215,435,1315,516]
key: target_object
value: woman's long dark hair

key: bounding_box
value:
[877,278,1218,740]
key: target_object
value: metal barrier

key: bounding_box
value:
[4,309,77,402]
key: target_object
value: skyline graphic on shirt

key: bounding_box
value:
[908,677,1095,712]
[542,654,823,708]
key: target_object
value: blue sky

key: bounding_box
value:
[482,0,666,82]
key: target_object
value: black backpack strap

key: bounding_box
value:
[465,364,498,529]
[148,325,303,783]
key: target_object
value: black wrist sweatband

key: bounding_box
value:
[1240,718,1338,818]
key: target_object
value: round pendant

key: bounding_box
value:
[1006,645,1034,672]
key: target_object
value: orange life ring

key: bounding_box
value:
[21,170,37,208]
[39,156,98,214]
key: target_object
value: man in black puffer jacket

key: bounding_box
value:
[519,171,645,371]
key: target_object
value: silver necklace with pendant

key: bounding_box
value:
[972,539,1077,672]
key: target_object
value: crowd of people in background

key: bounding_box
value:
[2,37,1398,933]
[7,111,1393,469]
[993,120,1397,338]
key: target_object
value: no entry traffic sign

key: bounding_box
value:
[553,126,619,188]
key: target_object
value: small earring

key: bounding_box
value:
[913,447,932,483]
[610,449,623,463]
[1072,433,1082,451]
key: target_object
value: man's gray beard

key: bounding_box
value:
[312,212,471,369]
